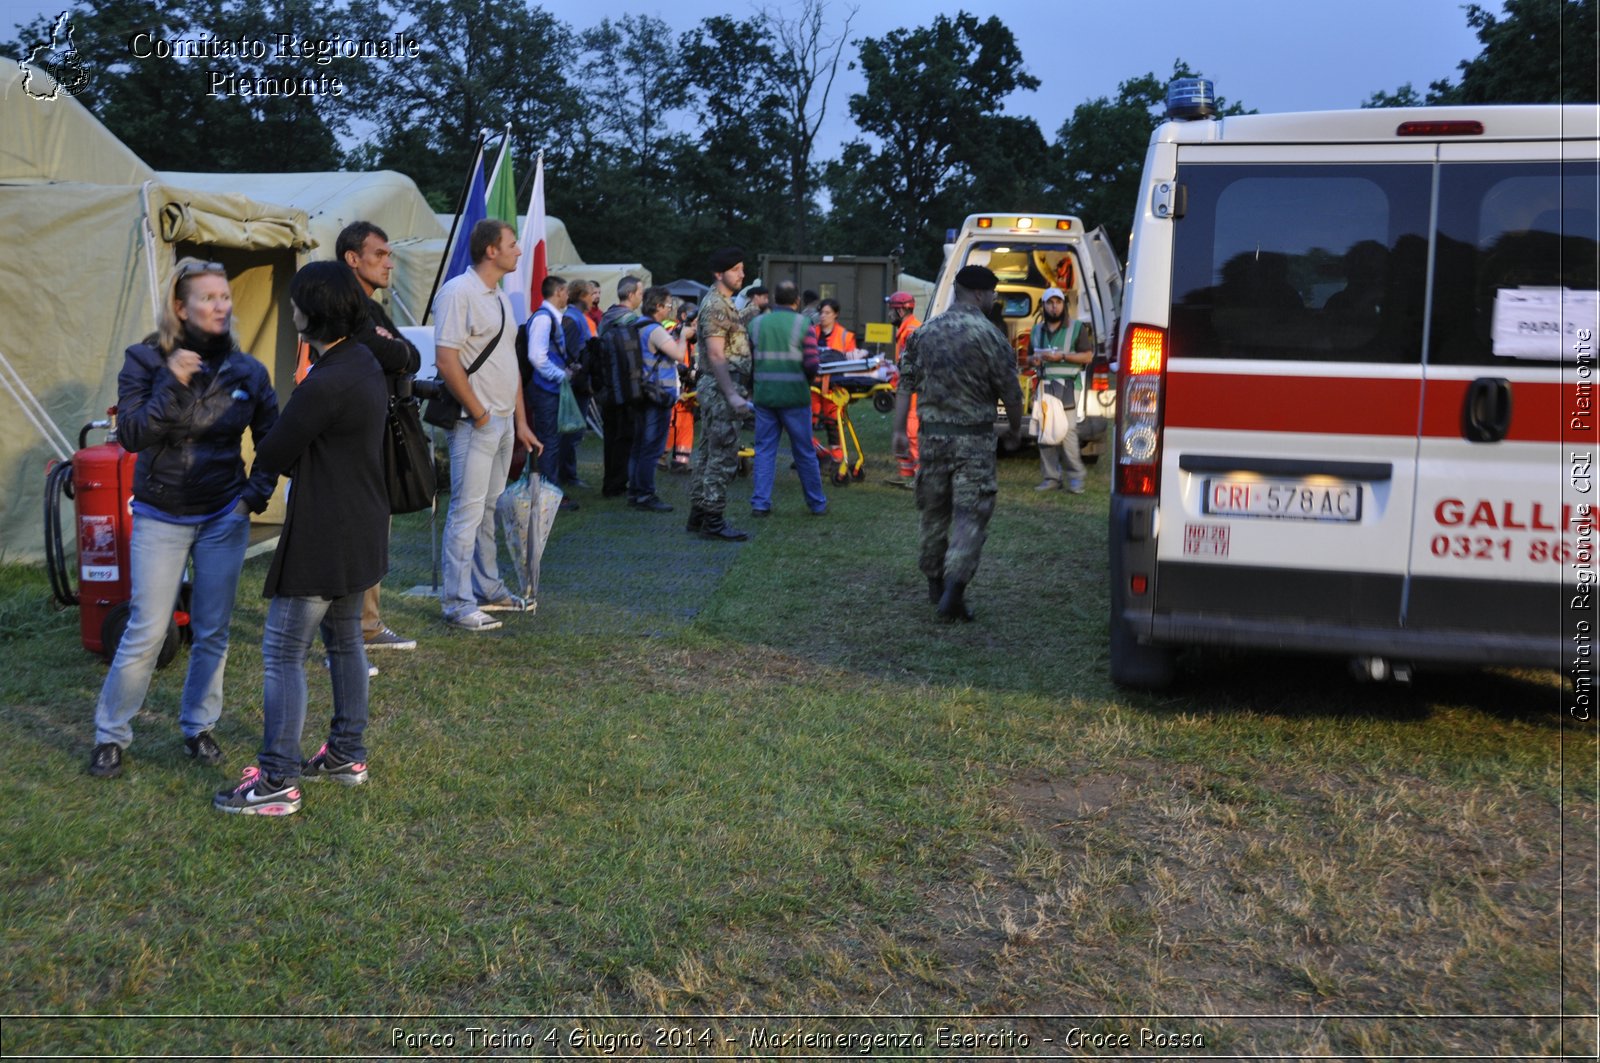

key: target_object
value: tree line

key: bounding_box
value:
[8,0,1593,282]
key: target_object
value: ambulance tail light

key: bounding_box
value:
[1117,325,1167,497]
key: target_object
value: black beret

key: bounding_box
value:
[954,265,999,291]
[708,246,745,273]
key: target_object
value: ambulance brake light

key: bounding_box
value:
[1396,120,1483,137]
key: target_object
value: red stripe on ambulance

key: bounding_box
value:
[1164,371,1588,442]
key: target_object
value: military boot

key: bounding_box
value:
[685,506,706,534]
[698,512,750,542]
[937,579,975,622]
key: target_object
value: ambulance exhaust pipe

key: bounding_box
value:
[1350,655,1413,685]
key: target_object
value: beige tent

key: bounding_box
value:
[0,59,312,559]
[173,170,446,327]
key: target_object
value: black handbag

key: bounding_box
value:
[384,395,436,514]
[422,300,505,429]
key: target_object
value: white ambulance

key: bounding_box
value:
[929,214,1124,453]
[1109,85,1598,688]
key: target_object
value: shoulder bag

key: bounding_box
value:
[383,394,437,513]
[422,299,506,429]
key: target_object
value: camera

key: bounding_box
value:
[409,377,445,401]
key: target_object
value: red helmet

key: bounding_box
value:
[886,291,915,309]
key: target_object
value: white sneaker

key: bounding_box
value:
[447,609,503,631]
[363,626,416,651]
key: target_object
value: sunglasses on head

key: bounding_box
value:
[175,260,226,279]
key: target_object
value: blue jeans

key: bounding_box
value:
[442,415,513,619]
[628,403,671,499]
[751,404,828,513]
[259,591,368,780]
[531,386,581,484]
[94,505,250,748]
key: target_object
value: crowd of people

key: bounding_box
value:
[86,220,1065,816]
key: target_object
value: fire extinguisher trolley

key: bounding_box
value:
[44,411,190,667]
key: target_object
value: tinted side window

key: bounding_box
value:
[1170,164,1432,363]
[1431,161,1599,368]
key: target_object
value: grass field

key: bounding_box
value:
[2,414,1594,1059]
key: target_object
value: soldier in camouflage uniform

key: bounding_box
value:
[686,246,756,541]
[892,265,1023,621]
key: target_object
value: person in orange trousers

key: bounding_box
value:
[665,305,697,471]
[811,298,856,468]
[887,291,922,486]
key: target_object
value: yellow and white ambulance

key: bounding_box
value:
[929,214,1124,453]
[1109,85,1598,688]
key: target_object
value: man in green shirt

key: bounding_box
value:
[1028,286,1094,493]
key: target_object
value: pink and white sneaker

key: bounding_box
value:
[301,743,368,786]
[213,765,301,816]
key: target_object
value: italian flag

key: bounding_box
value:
[511,152,548,316]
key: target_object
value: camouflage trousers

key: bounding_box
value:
[915,433,999,587]
[688,396,745,515]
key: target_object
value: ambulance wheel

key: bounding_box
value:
[1109,613,1174,690]
[101,603,182,670]
[872,392,894,414]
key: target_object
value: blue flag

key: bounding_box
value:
[443,153,488,283]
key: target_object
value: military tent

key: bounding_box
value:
[172,170,446,327]
[0,58,312,559]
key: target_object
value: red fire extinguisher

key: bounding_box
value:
[45,412,189,666]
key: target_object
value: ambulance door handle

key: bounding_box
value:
[1462,377,1511,443]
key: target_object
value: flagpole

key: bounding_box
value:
[422,129,487,325]
[484,122,513,197]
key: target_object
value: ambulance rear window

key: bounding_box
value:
[962,242,1078,291]
[1429,161,1599,367]
[1169,164,1432,363]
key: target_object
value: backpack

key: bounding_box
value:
[513,306,568,391]
[598,315,653,407]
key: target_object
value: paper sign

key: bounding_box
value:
[863,322,894,344]
[1490,288,1598,360]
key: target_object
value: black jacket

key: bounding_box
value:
[357,295,421,399]
[117,338,279,516]
[251,339,389,599]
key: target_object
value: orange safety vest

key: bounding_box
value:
[894,314,921,358]
[818,325,855,354]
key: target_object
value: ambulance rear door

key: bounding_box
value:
[1082,226,1125,360]
[1404,143,1598,662]
[1155,145,1437,639]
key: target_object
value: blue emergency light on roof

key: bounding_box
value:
[1166,78,1216,120]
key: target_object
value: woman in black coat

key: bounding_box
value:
[214,262,388,816]
[88,258,278,780]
